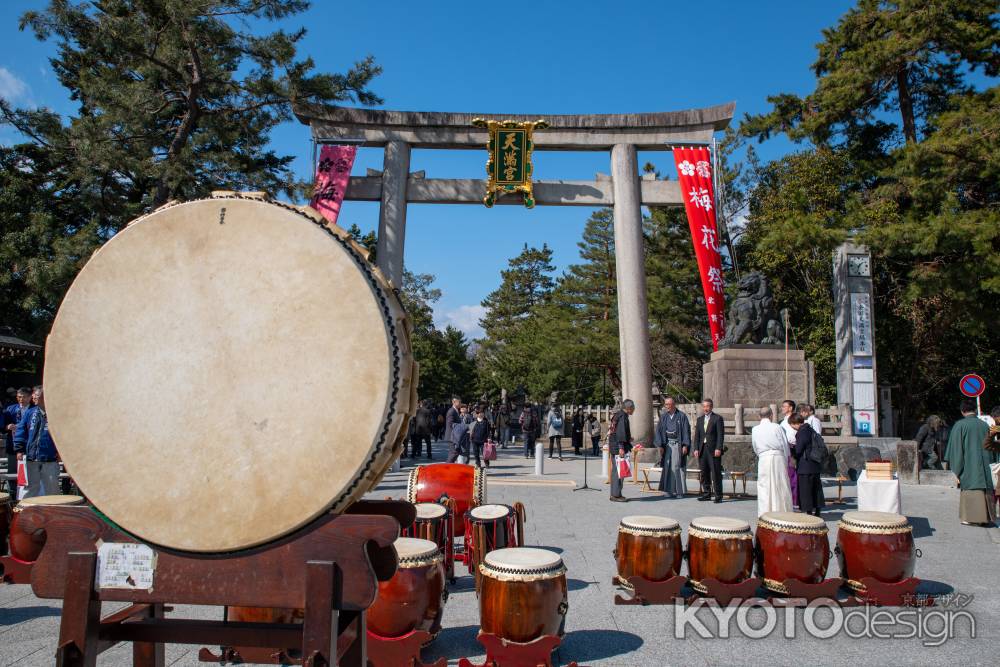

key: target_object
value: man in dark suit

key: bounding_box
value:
[693,398,725,502]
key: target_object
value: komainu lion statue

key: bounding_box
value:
[718,271,788,348]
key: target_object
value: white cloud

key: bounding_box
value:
[0,67,32,106]
[436,304,486,340]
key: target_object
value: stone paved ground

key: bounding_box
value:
[2,440,999,666]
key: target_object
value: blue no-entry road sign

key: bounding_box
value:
[959,374,986,398]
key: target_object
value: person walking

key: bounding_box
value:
[411,400,434,459]
[444,397,461,447]
[914,415,949,469]
[587,413,602,456]
[654,397,690,498]
[13,386,60,498]
[788,413,824,517]
[780,399,799,507]
[752,406,793,516]
[609,399,635,502]
[470,407,491,468]
[944,399,998,526]
[496,403,510,449]
[446,404,472,463]
[571,408,585,455]
[3,387,31,495]
[693,398,725,503]
[546,405,565,460]
[520,403,539,458]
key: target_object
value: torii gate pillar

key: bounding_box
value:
[611,144,654,445]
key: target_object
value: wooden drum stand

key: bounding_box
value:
[19,500,412,667]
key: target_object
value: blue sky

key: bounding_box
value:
[0,0,859,338]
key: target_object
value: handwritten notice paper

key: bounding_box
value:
[97,542,156,590]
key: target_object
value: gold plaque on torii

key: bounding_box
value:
[472,118,548,208]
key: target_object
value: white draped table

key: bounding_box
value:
[856,470,902,514]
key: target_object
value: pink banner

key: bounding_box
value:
[310,144,357,225]
[674,146,726,350]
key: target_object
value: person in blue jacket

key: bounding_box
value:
[3,387,32,494]
[13,386,60,498]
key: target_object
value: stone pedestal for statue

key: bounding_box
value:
[702,345,815,409]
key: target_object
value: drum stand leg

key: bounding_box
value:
[457,632,577,667]
[0,554,33,584]
[698,578,765,607]
[613,575,693,606]
[768,578,857,607]
[366,629,446,667]
[853,577,933,607]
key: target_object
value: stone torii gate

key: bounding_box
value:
[295,103,735,445]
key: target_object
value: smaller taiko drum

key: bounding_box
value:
[368,537,446,641]
[0,492,11,556]
[407,463,486,538]
[686,516,754,593]
[614,515,682,588]
[836,511,915,592]
[755,511,830,593]
[479,548,568,644]
[405,503,450,547]
[8,494,85,562]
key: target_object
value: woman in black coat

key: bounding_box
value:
[789,413,825,516]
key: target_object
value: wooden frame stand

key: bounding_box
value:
[366,629,445,667]
[0,553,33,584]
[457,631,578,667]
[20,502,406,667]
[612,575,692,606]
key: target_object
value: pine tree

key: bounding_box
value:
[742,0,999,149]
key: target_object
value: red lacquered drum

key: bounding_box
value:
[1,492,11,556]
[479,548,568,643]
[836,511,915,592]
[614,515,682,588]
[407,463,485,538]
[368,537,446,641]
[686,516,754,593]
[9,494,85,562]
[755,512,830,593]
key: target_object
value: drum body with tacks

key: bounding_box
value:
[614,515,682,586]
[8,495,85,562]
[0,492,11,556]
[686,516,754,593]
[42,195,416,553]
[479,548,568,644]
[368,537,446,640]
[403,502,453,580]
[466,503,525,591]
[755,512,830,593]
[407,463,486,538]
[836,511,916,592]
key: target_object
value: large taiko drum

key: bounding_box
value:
[755,511,830,593]
[0,492,11,556]
[836,511,916,592]
[42,195,416,553]
[479,548,568,644]
[686,516,754,593]
[407,463,486,538]
[614,515,683,587]
[9,495,85,562]
[368,537,447,641]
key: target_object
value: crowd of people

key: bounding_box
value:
[2,385,61,500]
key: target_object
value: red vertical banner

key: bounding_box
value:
[310,144,358,225]
[674,147,726,350]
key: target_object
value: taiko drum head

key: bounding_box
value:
[414,503,448,520]
[470,504,511,521]
[620,515,680,533]
[758,512,827,532]
[482,547,565,580]
[689,516,751,537]
[394,537,441,566]
[839,511,909,532]
[14,495,84,510]
[44,196,412,553]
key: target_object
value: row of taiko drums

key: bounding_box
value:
[615,511,917,595]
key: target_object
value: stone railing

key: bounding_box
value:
[675,403,854,439]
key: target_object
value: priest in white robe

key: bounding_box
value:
[752,406,793,516]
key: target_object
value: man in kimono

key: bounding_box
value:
[654,397,690,498]
[945,399,999,526]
